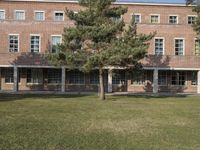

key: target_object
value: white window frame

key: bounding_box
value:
[54,11,64,21]
[34,10,45,21]
[15,10,25,20]
[30,34,41,53]
[150,14,160,24]
[168,15,178,24]
[51,35,62,53]
[0,9,5,20]
[174,38,185,56]
[194,38,200,55]
[8,34,20,53]
[187,15,197,25]
[154,37,165,55]
[131,13,141,24]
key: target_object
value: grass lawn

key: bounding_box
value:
[0,94,200,150]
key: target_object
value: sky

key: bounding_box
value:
[117,0,186,4]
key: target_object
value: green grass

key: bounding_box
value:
[0,94,200,150]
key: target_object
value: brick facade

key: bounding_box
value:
[0,0,200,93]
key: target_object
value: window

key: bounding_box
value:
[51,35,62,53]
[158,71,167,85]
[150,15,159,24]
[155,38,164,55]
[5,68,14,83]
[15,10,25,20]
[27,69,43,84]
[68,70,85,84]
[169,15,178,24]
[0,10,5,20]
[112,70,126,85]
[171,71,186,85]
[30,35,40,53]
[191,72,197,86]
[175,39,184,56]
[47,69,61,84]
[188,16,196,25]
[131,72,145,85]
[195,39,200,55]
[132,13,141,24]
[111,16,121,22]
[9,34,19,52]
[54,11,64,21]
[35,11,45,21]
[90,71,99,84]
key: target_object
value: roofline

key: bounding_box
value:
[4,0,189,7]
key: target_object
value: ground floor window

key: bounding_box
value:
[112,70,126,85]
[158,71,167,85]
[131,72,145,85]
[89,71,99,84]
[5,68,14,83]
[171,71,186,85]
[27,68,43,84]
[191,72,197,86]
[47,69,61,84]
[68,70,85,84]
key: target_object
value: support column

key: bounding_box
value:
[153,69,158,94]
[13,66,18,92]
[61,67,66,93]
[0,68,1,91]
[108,69,112,93]
[197,71,200,94]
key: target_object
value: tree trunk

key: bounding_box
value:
[99,67,105,100]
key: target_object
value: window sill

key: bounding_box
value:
[27,83,43,85]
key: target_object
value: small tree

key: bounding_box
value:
[48,0,154,100]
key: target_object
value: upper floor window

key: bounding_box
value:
[155,38,164,55]
[0,9,5,20]
[188,16,197,25]
[150,14,160,24]
[30,35,40,53]
[15,10,25,20]
[35,11,45,21]
[132,13,141,24]
[195,39,200,56]
[51,35,62,53]
[111,16,121,22]
[169,15,178,24]
[9,34,19,52]
[175,39,184,56]
[54,11,64,21]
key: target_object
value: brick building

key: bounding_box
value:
[0,0,200,93]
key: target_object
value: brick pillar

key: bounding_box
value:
[108,69,112,93]
[61,67,66,92]
[197,71,200,94]
[13,66,18,92]
[153,69,158,94]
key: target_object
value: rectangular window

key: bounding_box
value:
[155,38,164,55]
[0,10,5,20]
[47,69,61,84]
[54,11,64,21]
[158,71,167,85]
[68,70,85,84]
[191,72,197,86]
[195,39,200,56]
[150,15,159,24]
[169,15,178,24]
[27,68,43,84]
[15,10,25,20]
[35,11,45,21]
[175,39,184,56]
[133,14,141,24]
[112,70,126,85]
[171,71,186,85]
[188,16,196,25]
[30,35,40,53]
[51,35,62,53]
[5,68,14,83]
[9,34,19,52]
[89,71,99,84]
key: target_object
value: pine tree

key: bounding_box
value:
[48,0,154,100]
